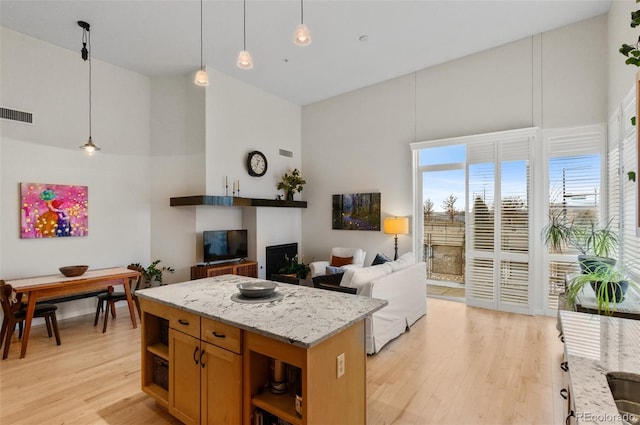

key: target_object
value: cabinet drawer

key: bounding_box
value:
[169,309,200,338]
[201,317,242,354]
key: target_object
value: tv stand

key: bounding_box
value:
[190,261,258,280]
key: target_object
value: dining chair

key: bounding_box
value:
[94,265,143,333]
[0,282,61,360]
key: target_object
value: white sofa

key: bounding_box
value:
[309,247,367,278]
[339,252,427,354]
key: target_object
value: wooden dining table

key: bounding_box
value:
[4,267,140,358]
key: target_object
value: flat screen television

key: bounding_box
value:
[203,230,248,263]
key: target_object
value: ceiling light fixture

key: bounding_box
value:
[237,0,253,69]
[194,0,209,86]
[293,0,311,47]
[77,20,100,154]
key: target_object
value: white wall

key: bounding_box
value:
[1,28,151,318]
[301,15,608,266]
[608,0,640,114]
[149,68,303,280]
[149,75,206,283]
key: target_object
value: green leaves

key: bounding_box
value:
[620,7,640,66]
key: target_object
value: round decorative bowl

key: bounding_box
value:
[59,265,89,277]
[237,281,277,298]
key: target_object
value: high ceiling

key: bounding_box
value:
[1,1,611,105]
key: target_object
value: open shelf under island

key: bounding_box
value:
[136,275,387,425]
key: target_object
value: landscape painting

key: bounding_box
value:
[20,182,89,239]
[332,192,381,231]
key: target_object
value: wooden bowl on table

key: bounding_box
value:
[59,265,89,277]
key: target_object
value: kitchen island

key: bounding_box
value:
[136,275,387,425]
[560,310,640,424]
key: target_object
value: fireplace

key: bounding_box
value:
[265,243,298,280]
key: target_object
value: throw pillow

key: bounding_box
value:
[389,252,416,272]
[312,272,345,287]
[325,266,345,275]
[330,255,353,267]
[371,253,391,266]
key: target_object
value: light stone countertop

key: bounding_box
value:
[577,285,640,315]
[560,310,640,424]
[136,275,388,348]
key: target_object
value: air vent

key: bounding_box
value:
[279,149,293,158]
[1,107,33,124]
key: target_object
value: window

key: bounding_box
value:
[609,87,640,282]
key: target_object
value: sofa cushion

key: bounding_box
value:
[371,253,391,266]
[388,252,415,272]
[330,255,353,267]
[340,263,393,289]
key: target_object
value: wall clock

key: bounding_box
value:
[247,151,268,177]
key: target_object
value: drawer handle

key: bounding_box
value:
[566,410,574,425]
[560,388,568,400]
[178,319,190,326]
[212,331,226,339]
[560,361,569,372]
[200,349,206,368]
[193,346,199,365]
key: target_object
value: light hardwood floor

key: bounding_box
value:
[0,298,565,424]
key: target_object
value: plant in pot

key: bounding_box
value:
[569,218,618,274]
[565,263,638,316]
[276,168,306,201]
[542,212,618,273]
[278,254,310,279]
[129,260,175,287]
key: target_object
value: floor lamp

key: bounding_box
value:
[383,217,409,260]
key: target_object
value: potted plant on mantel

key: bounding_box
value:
[129,260,175,288]
[277,168,306,201]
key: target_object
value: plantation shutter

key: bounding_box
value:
[543,125,604,314]
[620,90,640,280]
[608,111,621,239]
[497,137,531,310]
[467,141,496,305]
[466,129,534,314]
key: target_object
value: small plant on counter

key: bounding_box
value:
[129,260,175,286]
[278,254,310,279]
[565,263,638,316]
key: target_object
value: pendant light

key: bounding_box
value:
[78,20,101,154]
[237,0,253,69]
[293,0,311,46]
[194,0,209,86]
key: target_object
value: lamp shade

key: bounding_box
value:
[194,68,209,86]
[383,217,409,235]
[237,50,254,69]
[294,24,312,46]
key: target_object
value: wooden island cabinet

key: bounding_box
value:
[137,275,386,425]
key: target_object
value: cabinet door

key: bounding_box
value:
[235,262,258,278]
[201,342,242,425]
[207,266,234,277]
[169,328,201,425]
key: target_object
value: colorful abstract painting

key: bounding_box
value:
[332,193,381,231]
[20,182,88,239]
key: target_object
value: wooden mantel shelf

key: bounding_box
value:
[170,195,307,208]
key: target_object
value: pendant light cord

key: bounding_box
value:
[200,0,204,69]
[243,0,247,50]
[82,26,93,139]
[300,0,304,24]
